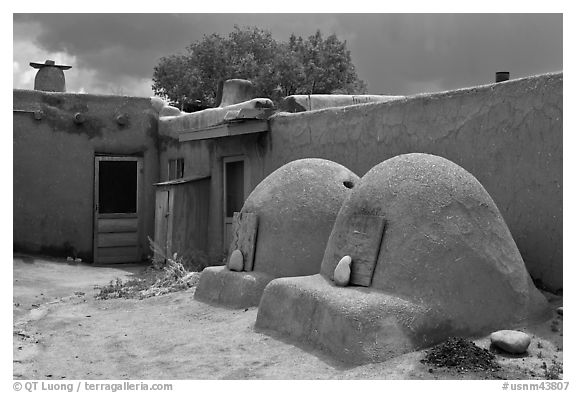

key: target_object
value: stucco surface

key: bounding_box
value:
[279,94,403,113]
[255,274,435,364]
[322,154,549,329]
[219,79,257,107]
[159,98,273,134]
[13,89,159,261]
[267,73,562,290]
[257,153,550,364]
[194,158,359,308]
[34,67,66,92]
[193,266,273,308]
[241,158,359,278]
[158,72,562,290]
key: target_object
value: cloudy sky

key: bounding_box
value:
[13,13,562,97]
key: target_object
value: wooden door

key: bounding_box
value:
[94,156,142,264]
[153,188,172,262]
[223,156,249,253]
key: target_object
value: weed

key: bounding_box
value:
[149,236,209,272]
[95,277,150,300]
[95,238,202,300]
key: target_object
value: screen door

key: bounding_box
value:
[94,156,142,264]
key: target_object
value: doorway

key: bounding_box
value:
[94,156,142,264]
[223,156,249,253]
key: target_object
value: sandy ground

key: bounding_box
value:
[13,255,563,380]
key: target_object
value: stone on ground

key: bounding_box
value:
[490,330,531,354]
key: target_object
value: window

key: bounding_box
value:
[168,158,184,180]
[98,160,138,214]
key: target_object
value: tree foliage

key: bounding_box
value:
[152,26,366,110]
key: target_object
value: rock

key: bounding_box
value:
[557,306,563,315]
[334,255,352,286]
[490,330,531,354]
[228,249,244,272]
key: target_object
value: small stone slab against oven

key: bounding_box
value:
[331,214,386,287]
[229,212,258,271]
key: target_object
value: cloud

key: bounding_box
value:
[13,21,78,90]
[13,14,562,97]
[13,15,159,95]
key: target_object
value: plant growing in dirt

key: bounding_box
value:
[149,238,209,272]
[95,275,157,300]
[95,238,202,300]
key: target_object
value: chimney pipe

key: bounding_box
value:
[495,71,510,83]
[29,59,72,92]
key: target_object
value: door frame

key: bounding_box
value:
[93,155,143,264]
[222,155,250,253]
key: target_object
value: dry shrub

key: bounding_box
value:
[95,238,202,300]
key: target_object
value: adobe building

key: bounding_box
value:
[14,61,160,263]
[13,62,562,294]
[158,72,563,292]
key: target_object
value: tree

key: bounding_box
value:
[152,54,199,110]
[152,26,366,109]
[288,31,367,95]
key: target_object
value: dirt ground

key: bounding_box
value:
[13,255,563,380]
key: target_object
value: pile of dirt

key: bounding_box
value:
[421,337,500,372]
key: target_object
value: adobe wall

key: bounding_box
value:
[266,72,562,290]
[157,132,211,182]
[13,89,160,261]
[159,72,562,290]
[161,132,268,263]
